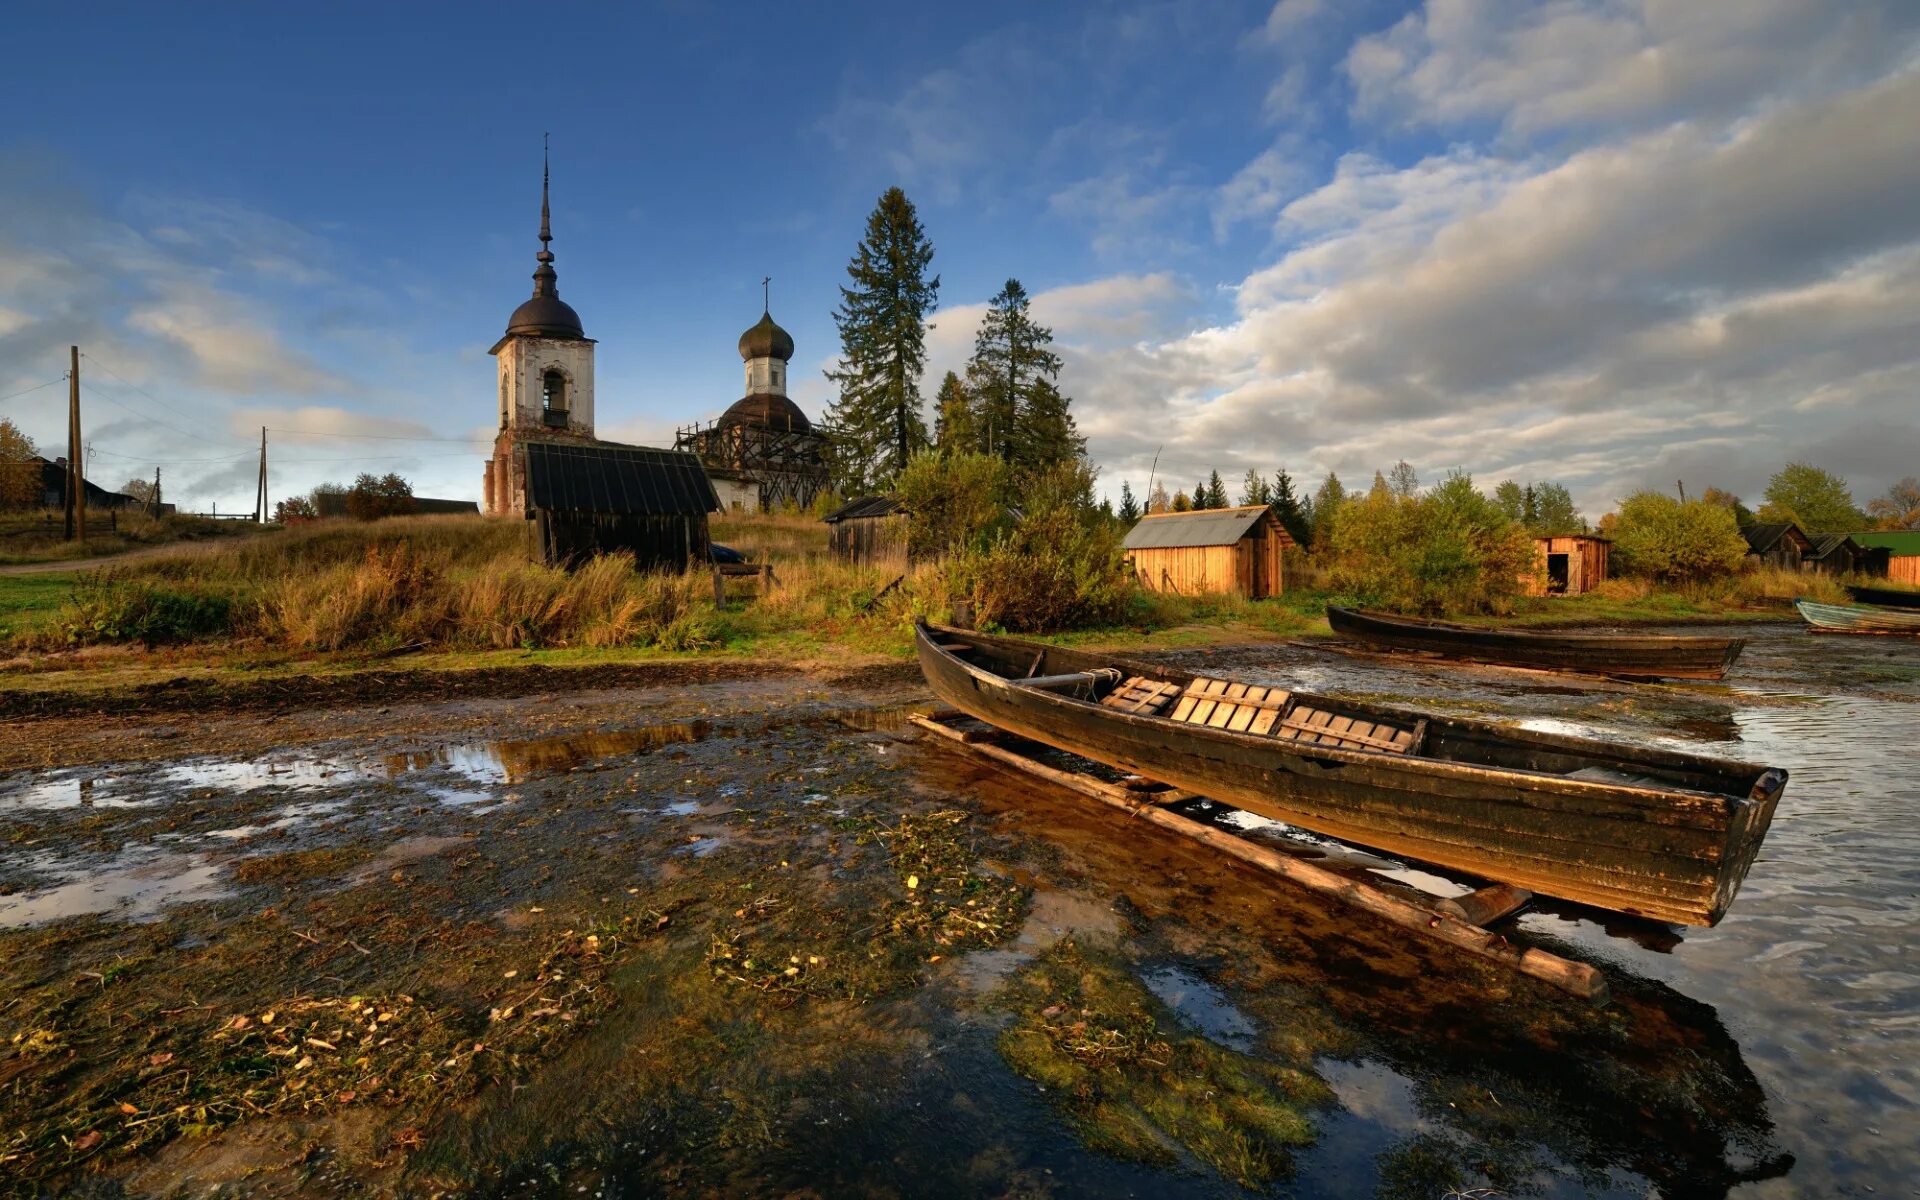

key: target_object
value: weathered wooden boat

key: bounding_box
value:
[1326,606,1746,680]
[1795,598,1920,634]
[916,622,1786,927]
[1844,584,1920,610]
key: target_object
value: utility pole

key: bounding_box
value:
[152,467,162,519]
[255,426,268,523]
[66,346,84,542]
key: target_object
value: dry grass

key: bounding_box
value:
[1709,565,1849,608]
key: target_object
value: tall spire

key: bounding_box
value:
[532,133,558,298]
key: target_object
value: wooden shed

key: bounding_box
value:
[822,496,910,569]
[1531,534,1609,595]
[521,441,717,569]
[1806,533,1869,575]
[1853,531,1920,586]
[1123,506,1292,597]
[1742,522,1813,570]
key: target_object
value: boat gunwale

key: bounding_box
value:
[1325,606,1748,652]
[917,623,1764,810]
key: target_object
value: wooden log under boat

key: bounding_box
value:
[914,622,1786,927]
[1798,598,1920,633]
[1325,607,1746,680]
[1844,584,1920,610]
[912,714,1607,1004]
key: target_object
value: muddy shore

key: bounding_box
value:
[2,627,1913,1197]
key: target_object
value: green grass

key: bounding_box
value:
[0,572,77,640]
[0,509,260,566]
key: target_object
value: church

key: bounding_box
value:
[482,154,833,560]
[481,156,720,568]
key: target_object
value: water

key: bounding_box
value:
[1171,624,1920,1195]
[2,630,1914,1196]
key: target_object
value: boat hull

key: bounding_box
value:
[1796,598,1920,634]
[916,624,1783,927]
[1844,585,1920,610]
[1326,607,1745,679]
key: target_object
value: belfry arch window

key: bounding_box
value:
[541,370,568,427]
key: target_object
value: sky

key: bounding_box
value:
[1,0,1917,519]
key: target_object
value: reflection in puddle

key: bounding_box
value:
[1140,965,1258,1051]
[0,848,230,927]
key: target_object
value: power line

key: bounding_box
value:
[0,376,68,405]
[79,353,244,436]
[78,380,227,445]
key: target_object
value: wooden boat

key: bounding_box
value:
[916,622,1785,926]
[1326,606,1746,680]
[1844,584,1920,610]
[1795,598,1920,634]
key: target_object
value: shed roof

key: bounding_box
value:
[1533,532,1609,544]
[822,495,907,523]
[523,441,718,516]
[1123,506,1283,550]
[1807,533,1860,558]
[1742,522,1807,554]
[1851,530,1920,555]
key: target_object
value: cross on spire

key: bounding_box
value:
[762,276,771,314]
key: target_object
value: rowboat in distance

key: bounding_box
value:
[915,623,1786,927]
[1844,584,1920,611]
[1326,606,1746,680]
[1796,598,1920,634]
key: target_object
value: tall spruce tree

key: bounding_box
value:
[825,188,939,491]
[1240,468,1270,507]
[964,279,1077,467]
[1193,479,1210,510]
[931,371,973,454]
[1270,469,1309,545]
[1117,482,1140,523]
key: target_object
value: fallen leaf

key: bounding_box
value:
[73,1131,103,1152]
[146,1052,174,1067]
[118,1103,138,1115]
[906,875,920,890]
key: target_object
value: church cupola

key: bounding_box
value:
[738,281,795,397]
[504,148,586,340]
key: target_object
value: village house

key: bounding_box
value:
[822,495,909,570]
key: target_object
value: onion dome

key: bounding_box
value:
[720,392,812,433]
[737,310,794,362]
[505,145,586,340]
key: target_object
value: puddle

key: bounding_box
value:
[0,848,231,927]
[1140,965,1258,1051]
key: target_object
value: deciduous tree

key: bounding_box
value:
[1867,477,1920,530]
[1758,463,1863,534]
[931,371,972,454]
[0,418,39,510]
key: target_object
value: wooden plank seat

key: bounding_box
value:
[1171,677,1423,754]
[1098,675,1183,716]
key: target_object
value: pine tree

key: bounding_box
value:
[931,371,973,454]
[1311,471,1347,548]
[1117,482,1140,523]
[1270,469,1309,545]
[1192,480,1210,510]
[1239,469,1270,507]
[825,188,939,490]
[1200,469,1224,510]
[964,279,1076,468]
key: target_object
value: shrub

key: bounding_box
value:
[60,575,236,646]
[954,477,1133,632]
[1326,471,1534,614]
[895,450,1010,559]
[1610,492,1748,582]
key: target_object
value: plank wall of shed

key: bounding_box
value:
[828,514,910,570]
[1891,555,1920,587]
[1129,528,1283,597]
[1530,536,1609,595]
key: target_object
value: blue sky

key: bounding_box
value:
[3,1,1918,517]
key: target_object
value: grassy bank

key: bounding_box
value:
[0,514,1844,707]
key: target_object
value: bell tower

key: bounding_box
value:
[484,141,597,516]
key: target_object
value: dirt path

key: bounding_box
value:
[0,542,207,576]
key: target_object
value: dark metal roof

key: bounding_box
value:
[522,442,718,515]
[822,495,907,523]
[1123,506,1281,550]
[719,392,813,433]
[738,311,794,362]
[1808,533,1860,558]
[1742,522,1806,554]
[506,293,585,339]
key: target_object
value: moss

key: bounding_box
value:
[994,939,1329,1188]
